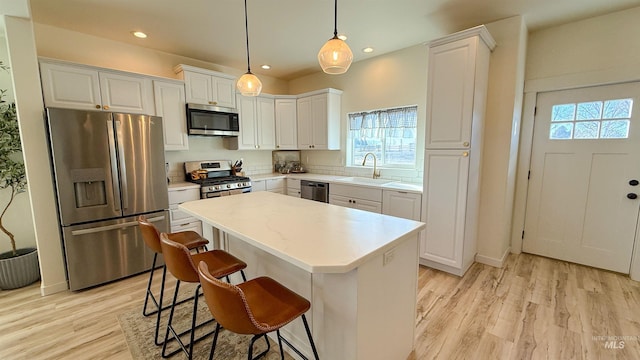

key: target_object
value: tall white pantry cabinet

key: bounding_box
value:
[421,26,496,276]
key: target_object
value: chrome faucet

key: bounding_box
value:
[362,152,381,179]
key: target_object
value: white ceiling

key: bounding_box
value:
[28,0,640,80]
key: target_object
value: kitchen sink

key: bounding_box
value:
[333,177,397,186]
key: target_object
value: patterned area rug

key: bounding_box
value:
[117,283,293,359]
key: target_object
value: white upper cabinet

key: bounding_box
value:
[98,72,154,114]
[154,80,188,151]
[275,97,298,150]
[174,64,236,109]
[296,88,342,150]
[225,94,275,150]
[40,60,155,115]
[425,27,496,149]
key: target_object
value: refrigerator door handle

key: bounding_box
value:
[70,215,166,236]
[114,119,129,211]
[107,120,122,212]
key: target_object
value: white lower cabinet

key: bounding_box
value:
[267,178,285,194]
[382,190,421,221]
[251,178,285,194]
[168,187,202,235]
[251,180,266,192]
[329,184,382,213]
[287,178,301,197]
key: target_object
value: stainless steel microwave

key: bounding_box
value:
[186,103,239,136]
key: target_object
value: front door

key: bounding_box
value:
[523,82,640,273]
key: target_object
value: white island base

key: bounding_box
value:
[181,192,424,360]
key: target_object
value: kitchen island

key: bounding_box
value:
[180,192,425,359]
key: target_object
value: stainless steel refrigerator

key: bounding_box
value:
[46,108,169,291]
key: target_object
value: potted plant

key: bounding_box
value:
[0,61,39,289]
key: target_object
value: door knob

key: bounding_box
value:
[630,180,639,186]
[627,193,638,200]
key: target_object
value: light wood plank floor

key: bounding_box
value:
[1,253,639,359]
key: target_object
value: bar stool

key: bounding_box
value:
[197,261,320,360]
[137,215,209,346]
[160,233,247,360]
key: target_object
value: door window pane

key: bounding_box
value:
[603,99,633,119]
[574,121,600,139]
[576,101,603,120]
[550,123,573,139]
[551,104,576,121]
[601,120,630,139]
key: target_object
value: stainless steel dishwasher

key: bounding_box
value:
[300,180,329,202]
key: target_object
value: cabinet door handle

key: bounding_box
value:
[103,105,110,110]
[463,141,470,147]
[462,151,469,157]
[95,105,101,109]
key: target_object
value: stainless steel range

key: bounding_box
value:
[184,160,252,198]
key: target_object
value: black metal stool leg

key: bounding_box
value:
[208,323,221,360]
[161,282,216,359]
[302,314,320,360]
[161,280,181,358]
[142,253,159,317]
[247,333,270,360]
[152,265,168,345]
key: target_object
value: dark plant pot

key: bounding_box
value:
[0,248,40,290]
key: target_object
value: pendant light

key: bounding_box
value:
[236,0,262,96]
[317,0,353,74]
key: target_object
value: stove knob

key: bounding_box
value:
[226,184,231,189]
[214,185,220,190]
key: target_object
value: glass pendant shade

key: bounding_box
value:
[236,72,262,97]
[318,36,353,74]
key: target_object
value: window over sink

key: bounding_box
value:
[347,105,418,168]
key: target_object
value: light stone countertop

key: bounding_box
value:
[250,172,423,194]
[167,181,200,191]
[180,191,425,273]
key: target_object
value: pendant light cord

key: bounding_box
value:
[243,0,252,73]
[333,0,338,38]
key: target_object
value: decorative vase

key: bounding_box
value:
[0,248,40,290]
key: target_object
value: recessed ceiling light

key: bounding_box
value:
[132,31,147,39]
[261,64,271,70]
[337,34,347,41]
[362,47,374,53]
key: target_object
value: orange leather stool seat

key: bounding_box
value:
[198,261,320,360]
[137,215,209,346]
[160,233,247,360]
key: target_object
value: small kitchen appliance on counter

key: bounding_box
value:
[184,160,252,198]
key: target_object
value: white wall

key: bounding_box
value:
[475,17,528,266]
[525,6,640,84]
[0,32,36,255]
[3,11,68,295]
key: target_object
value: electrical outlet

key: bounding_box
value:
[383,248,395,266]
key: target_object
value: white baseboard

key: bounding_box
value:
[40,280,68,296]
[475,247,511,268]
